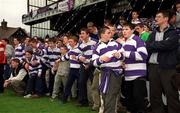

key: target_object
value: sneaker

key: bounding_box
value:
[31,94,40,98]
[45,93,50,96]
[24,94,32,98]
[51,95,57,99]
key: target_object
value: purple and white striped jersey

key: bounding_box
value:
[43,47,61,68]
[78,37,97,65]
[15,43,25,61]
[92,39,124,73]
[121,34,148,81]
[61,44,81,69]
[22,55,42,76]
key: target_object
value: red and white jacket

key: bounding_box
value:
[0,41,6,64]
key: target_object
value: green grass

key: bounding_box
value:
[0,90,97,113]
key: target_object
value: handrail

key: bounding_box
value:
[22,0,106,24]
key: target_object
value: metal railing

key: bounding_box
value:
[22,0,105,24]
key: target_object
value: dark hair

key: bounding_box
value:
[13,37,21,42]
[156,10,170,20]
[30,38,38,43]
[25,50,33,55]
[136,23,145,28]
[60,45,68,50]
[119,16,126,20]
[132,10,140,15]
[37,37,44,43]
[123,23,135,30]
[49,38,56,43]
[144,24,152,31]
[68,35,79,42]
[107,23,115,28]
[98,26,110,38]
[80,27,89,34]
[176,0,180,5]
[11,58,20,64]
[87,21,96,27]
[62,33,70,39]
[104,19,112,25]
[1,38,9,44]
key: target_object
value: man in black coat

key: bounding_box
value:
[146,10,180,113]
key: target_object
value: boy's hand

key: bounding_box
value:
[113,52,121,58]
[100,55,111,62]
[70,55,77,60]
[79,56,86,62]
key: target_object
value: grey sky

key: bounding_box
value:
[0,0,30,32]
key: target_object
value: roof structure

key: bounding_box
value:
[0,27,24,39]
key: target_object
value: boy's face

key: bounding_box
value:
[68,39,77,47]
[60,47,67,54]
[24,38,30,45]
[87,26,94,34]
[48,41,56,48]
[56,41,63,48]
[30,42,37,48]
[122,26,134,39]
[13,38,19,45]
[101,29,112,41]
[108,26,116,37]
[119,19,126,25]
[25,52,32,60]
[135,26,143,33]
[11,61,18,69]
[63,36,69,45]
[79,31,89,41]
[132,12,139,19]
[143,25,150,32]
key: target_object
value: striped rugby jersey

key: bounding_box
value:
[92,39,124,94]
[92,39,124,73]
[15,43,25,61]
[78,37,97,65]
[61,44,81,69]
[22,55,42,76]
[121,34,148,81]
[43,47,60,68]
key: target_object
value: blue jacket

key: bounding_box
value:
[146,25,179,69]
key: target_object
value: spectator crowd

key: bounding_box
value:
[0,1,180,113]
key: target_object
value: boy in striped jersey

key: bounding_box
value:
[13,37,25,62]
[61,35,81,103]
[115,23,148,113]
[78,28,97,106]
[23,50,43,98]
[43,38,61,96]
[30,38,48,95]
[92,26,124,113]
